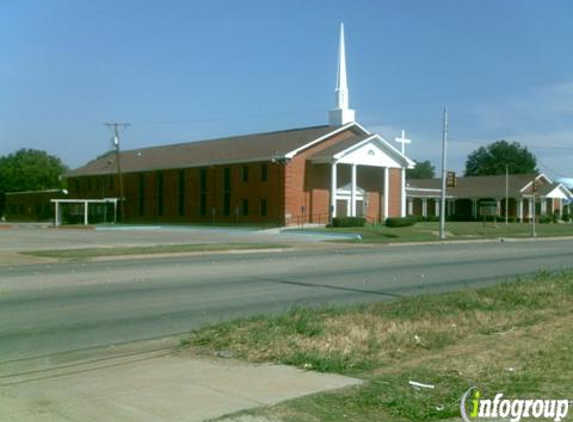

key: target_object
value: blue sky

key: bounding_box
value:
[1,0,572,179]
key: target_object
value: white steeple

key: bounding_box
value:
[329,23,356,126]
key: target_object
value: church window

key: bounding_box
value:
[260,198,267,216]
[261,164,268,182]
[199,169,207,216]
[177,170,185,216]
[223,168,231,216]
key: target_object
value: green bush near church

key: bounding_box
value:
[385,216,417,227]
[332,217,367,227]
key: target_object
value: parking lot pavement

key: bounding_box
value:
[0,224,352,254]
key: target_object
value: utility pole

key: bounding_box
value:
[439,107,448,240]
[505,164,509,225]
[105,123,130,223]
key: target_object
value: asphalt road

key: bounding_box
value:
[1,238,572,378]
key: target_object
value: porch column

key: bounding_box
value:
[84,201,89,225]
[407,198,414,215]
[496,200,501,216]
[422,198,428,217]
[472,199,478,219]
[350,164,357,217]
[401,168,406,217]
[434,199,439,216]
[559,198,563,218]
[518,199,523,223]
[383,167,389,219]
[541,199,547,215]
[331,163,338,219]
[54,201,60,226]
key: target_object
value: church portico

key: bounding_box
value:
[310,133,413,221]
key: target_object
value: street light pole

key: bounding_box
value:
[439,107,448,240]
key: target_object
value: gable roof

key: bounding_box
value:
[308,133,416,168]
[407,173,568,198]
[67,125,365,177]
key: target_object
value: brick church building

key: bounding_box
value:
[66,25,414,226]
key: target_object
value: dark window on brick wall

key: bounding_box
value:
[199,168,207,216]
[156,172,164,217]
[261,164,268,181]
[223,167,231,216]
[242,198,249,216]
[260,198,267,216]
[242,166,249,182]
[178,170,185,217]
[138,173,145,216]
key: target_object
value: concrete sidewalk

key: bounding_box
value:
[0,353,361,422]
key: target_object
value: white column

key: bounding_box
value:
[54,201,60,226]
[84,201,89,225]
[422,198,428,217]
[559,198,563,218]
[518,199,523,223]
[383,167,389,219]
[331,163,338,218]
[540,199,546,215]
[400,168,406,217]
[434,199,439,216]
[407,198,414,215]
[350,164,357,217]
[472,199,478,219]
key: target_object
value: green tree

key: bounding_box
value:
[406,160,436,179]
[0,148,68,214]
[464,140,537,176]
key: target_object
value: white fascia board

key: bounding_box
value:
[332,134,378,159]
[544,184,573,199]
[366,134,416,168]
[284,121,369,159]
[375,135,416,168]
[537,173,553,184]
[331,134,415,168]
[519,173,553,193]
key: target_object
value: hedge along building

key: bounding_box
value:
[66,24,414,226]
[406,173,573,221]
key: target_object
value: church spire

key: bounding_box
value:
[329,22,356,126]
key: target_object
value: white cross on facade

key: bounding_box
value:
[395,129,411,155]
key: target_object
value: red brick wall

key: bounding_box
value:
[68,162,285,224]
[284,128,359,225]
[67,126,407,226]
[388,168,402,217]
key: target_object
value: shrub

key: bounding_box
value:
[385,216,417,227]
[332,217,366,227]
[539,215,552,224]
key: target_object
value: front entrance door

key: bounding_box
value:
[336,199,348,217]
